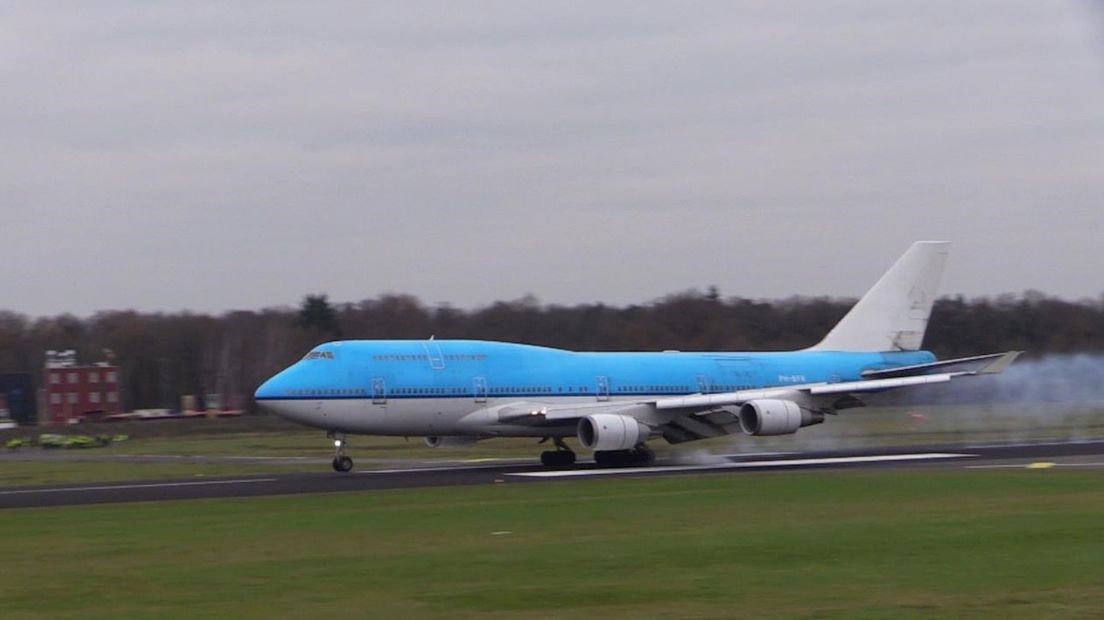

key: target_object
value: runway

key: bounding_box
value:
[2,439,1102,509]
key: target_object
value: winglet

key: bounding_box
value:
[977,351,1022,375]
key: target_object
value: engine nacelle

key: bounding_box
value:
[738,399,824,436]
[424,436,479,448]
[577,414,650,451]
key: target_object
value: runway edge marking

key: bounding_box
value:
[509,453,976,478]
[0,478,281,496]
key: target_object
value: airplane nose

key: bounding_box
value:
[254,375,281,401]
[254,372,296,421]
[254,367,296,407]
[253,367,323,428]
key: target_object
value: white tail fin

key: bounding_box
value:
[807,241,950,352]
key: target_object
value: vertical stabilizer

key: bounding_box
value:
[807,241,950,352]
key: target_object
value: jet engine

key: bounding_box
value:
[577,414,650,451]
[737,399,824,436]
[424,436,479,448]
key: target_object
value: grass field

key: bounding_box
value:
[0,432,543,487]
[1,403,1101,487]
[2,469,1103,619]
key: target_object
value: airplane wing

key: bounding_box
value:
[859,351,1020,379]
[492,351,1021,444]
[653,350,1021,443]
[495,400,655,426]
[654,351,1021,410]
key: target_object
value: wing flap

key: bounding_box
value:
[655,388,803,411]
[662,413,740,443]
[494,400,655,425]
[807,373,955,395]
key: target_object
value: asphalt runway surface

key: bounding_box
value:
[2,439,1102,509]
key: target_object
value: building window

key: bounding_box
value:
[107,393,118,403]
[68,372,78,384]
[50,373,61,385]
[90,392,101,404]
[106,371,117,383]
[50,393,61,404]
[67,393,78,404]
[89,372,99,383]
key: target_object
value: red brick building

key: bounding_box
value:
[43,352,122,425]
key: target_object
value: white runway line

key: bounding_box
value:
[510,453,975,478]
[360,463,520,474]
[0,478,279,496]
[95,455,321,461]
[714,451,797,459]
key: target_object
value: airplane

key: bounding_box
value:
[254,241,1020,472]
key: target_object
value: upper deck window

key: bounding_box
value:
[303,351,335,361]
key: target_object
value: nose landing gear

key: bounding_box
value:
[329,432,353,472]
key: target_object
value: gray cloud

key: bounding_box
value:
[2,1,1103,316]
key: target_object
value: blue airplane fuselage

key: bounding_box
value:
[254,340,934,436]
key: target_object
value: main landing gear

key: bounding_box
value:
[537,439,656,468]
[594,444,655,467]
[540,437,577,467]
[329,432,353,472]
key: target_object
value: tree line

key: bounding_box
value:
[0,289,1101,412]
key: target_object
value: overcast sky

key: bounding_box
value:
[3,1,1103,317]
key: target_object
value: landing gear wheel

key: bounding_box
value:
[329,432,352,472]
[594,445,655,467]
[540,450,577,467]
[593,450,622,467]
[332,455,353,472]
[632,445,656,466]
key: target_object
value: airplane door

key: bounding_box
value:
[371,377,387,405]
[696,374,712,393]
[595,375,610,401]
[473,377,488,403]
[717,359,761,390]
[423,340,445,370]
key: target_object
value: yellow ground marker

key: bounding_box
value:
[1026,462,1056,469]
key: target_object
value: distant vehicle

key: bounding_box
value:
[0,393,15,429]
[255,242,1019,471]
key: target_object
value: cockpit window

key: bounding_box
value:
[302,351,335,361]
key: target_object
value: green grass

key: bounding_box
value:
[2,470,1102,619]
[0,461,310,487]
[101,430,544,459]
[0,432,552,487]
[0,434,546,487]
